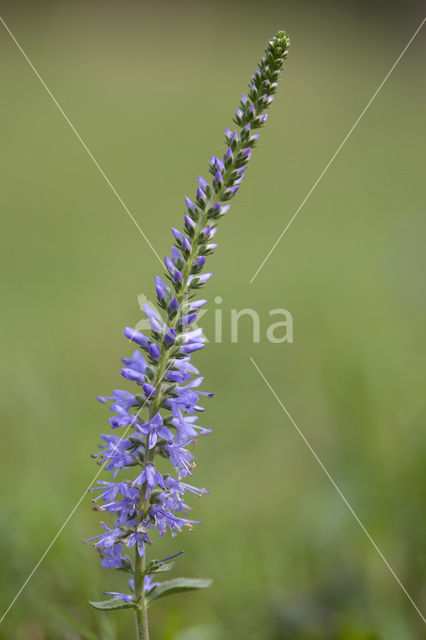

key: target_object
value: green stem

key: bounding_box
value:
[134,546,149,640]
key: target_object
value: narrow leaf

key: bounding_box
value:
[147,578,212,605]
[144,560,175,574]
[89,598,135,611]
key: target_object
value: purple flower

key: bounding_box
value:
[90,480,128,503]
[165,255,175,274]
[156,284,167,302]
[190,299,207,310]
[169,248,180,266]
[93,434,135,476]
[100,543,127,569]
[197,176,209,191]
[163,328,176,346]
[121,367,144,384]
[196,186,207,204]
[143,304,162,333]
[124,327,150,348]
[171,228,183,245]
[166,390,199,418]
[173,270,183,285]
[214,170,223,186]
[165,370,191,383]
[151,503,201,536]
[180,343,205,355]
[170,415,212,442]
[104,591,134,603]
[166,476,209,498]
[101,486,140,523]
[86,521,123,551]
[168,297,179,314]
[195,272,212,284]
[126,526,151,556]
[184,214,196,232]
[134,462,166,496]
[226,184,240,197]
[142,382,156,398]
[97,389,138,412]
[182,237,191,253]
[121,350,147,376]
[185,196,196,213]
[178,313,197,329]
[109,406,136,429]
[148,343,161,361]
[163,442,194,477]
[144,574,160,594]
[136,413,173,450]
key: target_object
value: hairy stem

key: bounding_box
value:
[134,547,149,640]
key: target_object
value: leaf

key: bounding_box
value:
[144,559,175,574]
[144,551,184,575]
[147,578,212,605]
[89,598,135,611]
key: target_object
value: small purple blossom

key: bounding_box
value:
[124,327,149,348]
[126,527,151,556]
[121,350,147,375]
[148,343,161,361]
[173,270,183,285]
[109,406,135,428]
[143,574,160,594]
[136,413,174,450]
[163,441,194,477]
[196,186,207,203]
[185,196,196,213]
[197,176,209,191]
[163,327,176,346]
[134,463,166,496]
[121,367,144,384]
[144,304,162,333]
[168,296,179,313]
[104,591,134,603]
[100,543,128,569]
[142,382,156,398]
[86,521,123,551]
[97,389,138,412]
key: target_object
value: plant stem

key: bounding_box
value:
[134,547,149,640]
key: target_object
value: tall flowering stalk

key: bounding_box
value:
[87,31,289,639]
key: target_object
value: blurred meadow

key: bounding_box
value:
[1,1,425,638]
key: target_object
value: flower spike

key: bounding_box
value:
[89,30,290,637]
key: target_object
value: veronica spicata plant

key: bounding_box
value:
[87,31,289,639]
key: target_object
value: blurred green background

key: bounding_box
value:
[1,1,425,638]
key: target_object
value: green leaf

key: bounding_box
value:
[89,598,135,611]
[144,559,175,574]
[147,578,212,605]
